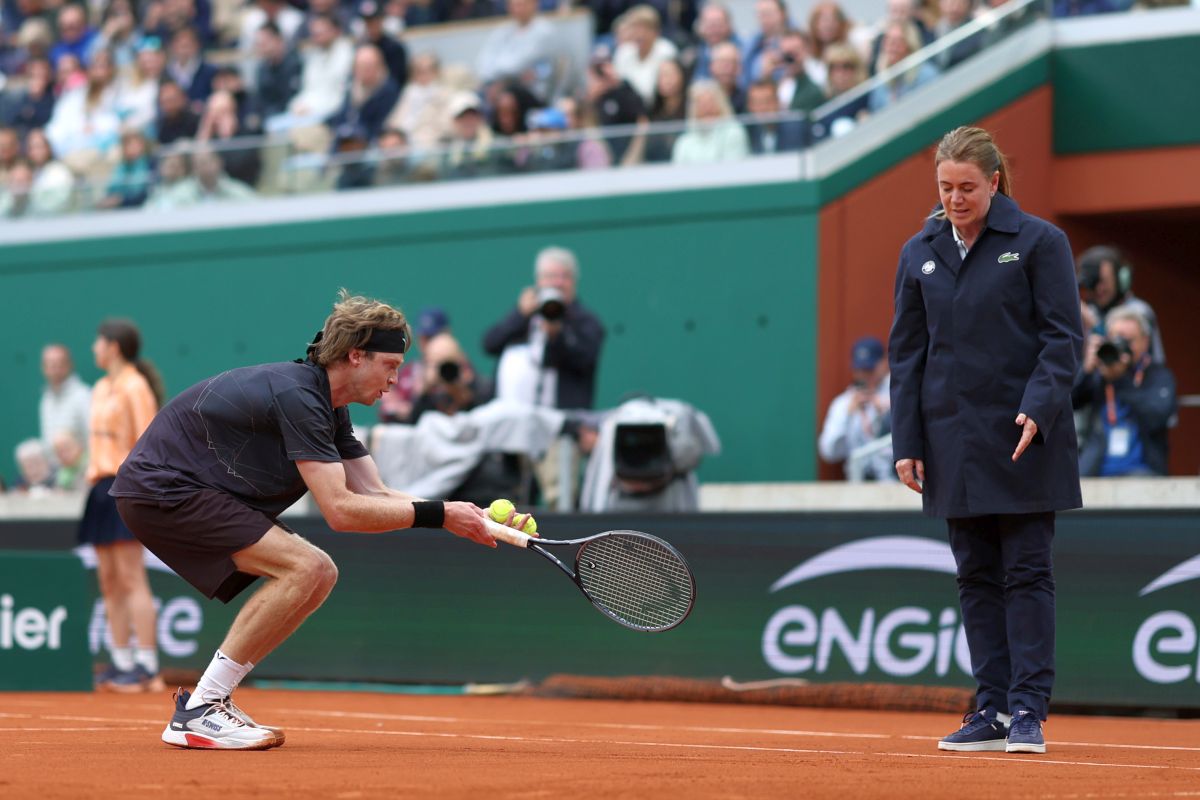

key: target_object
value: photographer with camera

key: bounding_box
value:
[483,246,606,506]
[1076,245,1165,364]
[1072,306,1176,477]
[818,336,894,481]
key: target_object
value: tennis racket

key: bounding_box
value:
[482,518,696,633]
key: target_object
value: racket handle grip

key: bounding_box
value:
[482,517,533,548]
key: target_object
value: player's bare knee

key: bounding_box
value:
[292,549,338,601]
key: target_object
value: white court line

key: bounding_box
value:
[40,714,165,724]
[901,735,1200,753]
[0,713,33,719]
[284,725,1200,771]
[0,727,153,733]
[277,709,890,739]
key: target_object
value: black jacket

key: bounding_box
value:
[1072,361,1176,476]
[483,301,605,410]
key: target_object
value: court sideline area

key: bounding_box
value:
[3,689,1199,799]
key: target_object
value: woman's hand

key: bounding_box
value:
[1012,413,1038,462]
[895,458,924,494]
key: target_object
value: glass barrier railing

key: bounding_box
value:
[0,0,1049,223]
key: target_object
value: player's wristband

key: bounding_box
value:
[411,500,445,529]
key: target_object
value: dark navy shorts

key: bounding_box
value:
[114,490,294,603]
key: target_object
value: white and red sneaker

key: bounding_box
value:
[161,689,280,750]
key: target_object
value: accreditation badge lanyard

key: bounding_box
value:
[1104,355,1151,425]
[1104,355,1150,459]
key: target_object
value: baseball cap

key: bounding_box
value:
[527,107,567,131]
[850,336,884,370]
[416,307,450,338]
[447,91,481,119]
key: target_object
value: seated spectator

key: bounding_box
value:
[98,128,154,208]
[775,29,826,112]
[868,20,939,113]
[643,57,687,163]
[745,77,805,154]
[867,0,933,75]
[810,42,869,140]
[475,0,557,101]
[613,5,678,106]
[507,106,576,173]
[255,22,303,122]
[212,66,263,134]
[149,146,254,207]
[114,37,166,136]
[356,0,408,92]
[144,146,190,208]
[385,52,451,150]
[50,4,97,68]
[286,14,355,123]
[51,430,88,491]
[932,0,983,70]
[744,0,791,84]
[165,27,214,111]
[238,0,305,91]
[45,48,121,163]
[1073,307,1176,477]
[327,44,402,145]
[370,128,422,185]
[1077,245,1165,364]
[155,79,200,144]
[686,2,740,81]
[555,95,612,170]
[818,336,895,481]
[197,90,262,187]
[490,81,539,139]
[709,40,746,113]
[91,0,140,69]
[0,158,35,217]
[808,1,872,64]
[671,79,749,164]
[23,127,74,213]
[1,57,55,134]
[441,92,498,179]
[2,18,54,79]
[584,47,646,165]
[54,53,88,97]
[13,438,55,493]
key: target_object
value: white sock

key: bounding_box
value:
[111,646,135,672]
[186,650,253,709]
[134,647,159,675]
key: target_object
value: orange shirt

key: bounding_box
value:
[86,366,157,483]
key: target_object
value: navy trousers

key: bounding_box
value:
[947,511,1056,720]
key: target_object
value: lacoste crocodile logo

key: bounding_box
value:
[998,252,1020,263]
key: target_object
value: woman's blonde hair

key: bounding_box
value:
[935,125,1012,196]
[308,289,410,366]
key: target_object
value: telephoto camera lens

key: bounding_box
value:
[438,361,461,383]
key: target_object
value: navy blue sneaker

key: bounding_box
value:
[1006,710,1046,754]
[938,709,1009,751]
[107,665,166,694]
[161,689,280,750]
[94,664,121,689]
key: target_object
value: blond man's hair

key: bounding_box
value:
[309,289,410,366]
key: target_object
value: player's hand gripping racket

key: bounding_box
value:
[483,518,696,632]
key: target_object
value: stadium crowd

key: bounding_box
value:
[0,0,1145,217]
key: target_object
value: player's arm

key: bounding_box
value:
[341,454,416,500]
[296,459,496,547]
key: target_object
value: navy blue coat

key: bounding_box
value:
[888,192,1084,518]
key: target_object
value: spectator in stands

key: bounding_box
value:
[507,106,576,173]
[238,0,304,90]
[54,52,88,97]
[50,4,97,67]
[808,1,872,63]
[385,52,450,150]
[475,0,557,100]
[775,28,826,112]
[211,66,262,134]
[13,438,54,493]
[441,92,498,179]
[144,145,190,208]
[51,429,88,491]
[153,146,255,207]
[45,47,121,163]
[3,18,54,79]
[0,158,34,217]
[483,245,605,506]
[378,306,451,423]
[613,5,678,106]
[744,0,791,83]
[0,125,22,181]
[584,46,646,165]
[155,79,200,144]
[287,14,355,123]
[1073,306,1176,477]
[98,128,154,208]
[809,42,869,140]
[708,40,746,113]
[643,57,687,162]
[23,126,73,214]
[1076,245,1165,364]
[356,0,407,92]
[255,22,303,121]
[370,127,418,185]
[556,95,613,169]
[490,81,539,137]
[686,2,739,80]
[868,20,938,112]
[1,56,55,133]
[166,27,214,111]
[867,0,933,75]
[91,0,140,69]
[671,79,748,163]
[39,342,92,454]
[114,37,166,135]
[818,336,894,480]
[933,0,983,70]
[197,90,262,187]
[745,77,804,154]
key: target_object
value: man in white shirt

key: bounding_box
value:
[39,343,91,461]
[287,14,354,122]
[818,336,895,481]
[613,5,678,105]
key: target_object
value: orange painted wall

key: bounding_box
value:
[816,86,1200,478]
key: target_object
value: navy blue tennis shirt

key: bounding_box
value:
[111,360,368,517]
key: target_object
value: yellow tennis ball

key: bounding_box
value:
[521,515,537,535]
[488,498,515,523]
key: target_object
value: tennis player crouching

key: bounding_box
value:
[111,291,525,750]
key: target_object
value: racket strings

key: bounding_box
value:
[576,534,694,631]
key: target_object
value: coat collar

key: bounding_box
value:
[921,191,1022,241]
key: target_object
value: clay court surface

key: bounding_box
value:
[3,689,1199,799]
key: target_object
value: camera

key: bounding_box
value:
[781,52,797,65]
[1096,335,1131,366]
[437,360,461,383]
[537,286,567,322]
